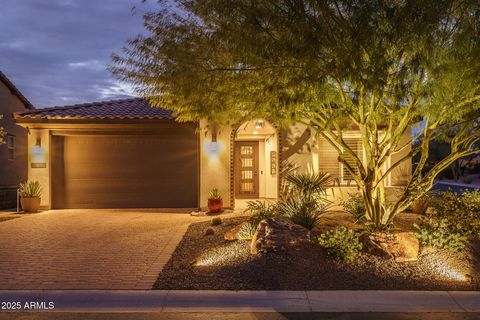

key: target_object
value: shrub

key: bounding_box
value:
[237,222,256,240]
[211,217,222,226]
[429,190,480,236]
[276,195,329,230]
[341,193,365,223]
[19,181,42,198]
[204,227,215,236]
[317,226,362,263]
[276,171,332,229]
[414,217,468,252]
[245,201,276,228]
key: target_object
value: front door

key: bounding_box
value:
[234,141,259,198]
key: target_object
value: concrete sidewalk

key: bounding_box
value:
[0,290,479,313]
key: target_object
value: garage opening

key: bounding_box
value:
[51,124,199,209]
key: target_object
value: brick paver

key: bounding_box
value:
[0,209,197,290]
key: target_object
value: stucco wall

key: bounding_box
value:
[0,81,29,187]
[199,120,232,209]
[282,122,412,207]
[27,129,50,208]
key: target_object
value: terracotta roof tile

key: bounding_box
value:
[14,98,174,120]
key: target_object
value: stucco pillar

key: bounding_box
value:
[27,129,51,208]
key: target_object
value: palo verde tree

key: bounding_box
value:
[111,0,480,231]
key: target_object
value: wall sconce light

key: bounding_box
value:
[255,120,265,129]
[31,136,46,168]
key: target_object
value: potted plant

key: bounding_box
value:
[19,181,42,213]
[207,188,223,214]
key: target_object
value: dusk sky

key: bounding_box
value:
[0,0,156,108]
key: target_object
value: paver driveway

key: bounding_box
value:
[0,209,196,290]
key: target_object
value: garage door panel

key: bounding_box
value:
[52,125,199,209]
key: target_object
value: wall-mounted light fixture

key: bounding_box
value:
[31,136,46,168]
[255,120,265,129]
[205,123,221,158]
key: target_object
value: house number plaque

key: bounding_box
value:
[270,151,277,175]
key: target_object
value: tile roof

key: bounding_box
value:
[0,71,34,109]
[14,98,174,121]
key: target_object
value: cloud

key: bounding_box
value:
[0,0,156,108]
[68,60,105,71]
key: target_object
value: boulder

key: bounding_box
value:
[250,218,311,254]
[224,222,249,241]
[361,231,419,262]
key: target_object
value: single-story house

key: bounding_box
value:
[14,98,411,211]
[0,71,34,209]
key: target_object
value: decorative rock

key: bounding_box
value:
[204,227,215,236]
[250,218,311,254]
[361,231,419,262]
[224,222,248,241]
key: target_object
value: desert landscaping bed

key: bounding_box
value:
[154,214,480,291]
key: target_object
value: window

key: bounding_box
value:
[318,136,363,185]
[6,134,15,160]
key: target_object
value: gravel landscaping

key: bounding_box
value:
[154,215,480,291]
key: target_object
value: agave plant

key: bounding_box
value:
[236,222,257,240]
[208,188,222,200]
[19,181,42,198]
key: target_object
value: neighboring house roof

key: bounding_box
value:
[14,98,174,121]
[0,71,34,109]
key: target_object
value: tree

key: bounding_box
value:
[111,0,480,231]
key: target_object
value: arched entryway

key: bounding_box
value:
[231,119,280,209]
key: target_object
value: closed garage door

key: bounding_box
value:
[51,124,199,209]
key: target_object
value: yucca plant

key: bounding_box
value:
[276,170,332,229]
[19,181,42,198]
[283,171,332,199]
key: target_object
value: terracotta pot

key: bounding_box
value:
[207,198,223,214]
[21,197,41,213]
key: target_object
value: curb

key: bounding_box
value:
[0,290,479,313]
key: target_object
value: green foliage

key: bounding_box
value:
[245,201,276,228]
[414,218,468,252]
[19,181,42,198]
[276,171,331,230]
[275,195,328,230]
[317,227,362,263]
[410,195,430,215]
[211,217,222,226]
[208,188,221,200]
[283,171,331,200]
[236,222,256,240]
[341,194,366,223]
[429,190,480,236]
[111,0,480,230]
